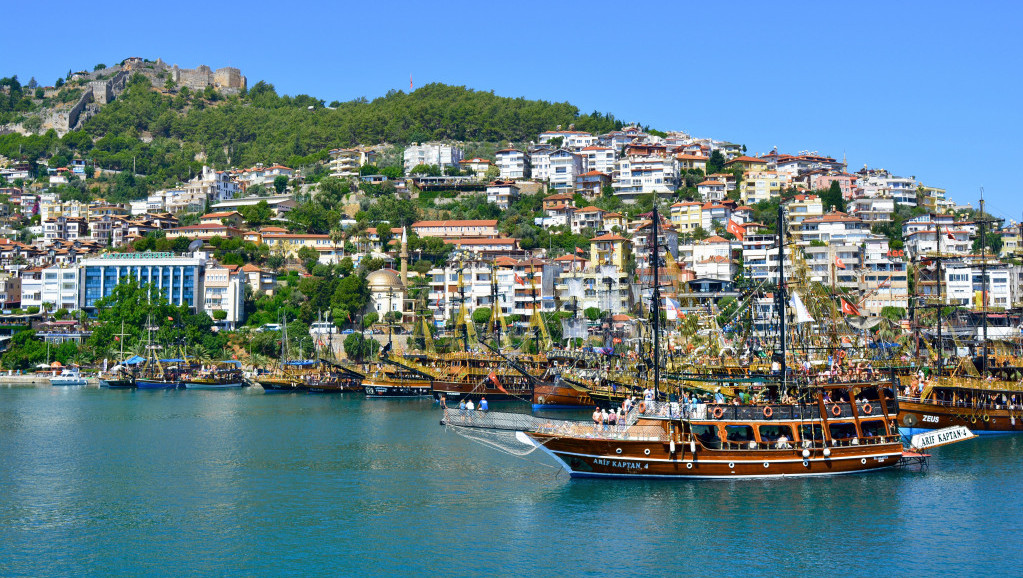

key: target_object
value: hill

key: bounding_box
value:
[0,73,627,199]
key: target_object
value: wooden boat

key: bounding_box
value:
[447,382,907,478]
[898,375,1023,435]
[363,358,432,398]
[183,361,245,389]
[306,362,365,393]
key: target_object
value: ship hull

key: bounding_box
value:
[363,380,432,398]
[135,379,181,390]
[532,381,593,410]
[898,400,1023,435]
[183,381,244,389]
[524,432,903,478]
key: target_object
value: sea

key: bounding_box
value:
[0,385,1020,577]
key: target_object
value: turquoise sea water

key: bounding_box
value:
[0,385,1021,577]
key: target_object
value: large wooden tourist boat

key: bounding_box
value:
[183,361,245,389]
[446,382,906,478]
[898,374,1023,435]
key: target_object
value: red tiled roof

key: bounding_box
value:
[412,220,498,227]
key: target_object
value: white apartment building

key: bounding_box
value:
[328,148,377,178]
[857,171,917,205]
[203,264,245,329]
[697,180,727,202]
[23,265,82,312]
[403,143,464,173]
[184,166,240,203]
[548,149,583,191]
[579,146,616,174]
[494,149,529,179]
[903,229,972,258]
[848,197,895,223]
[486,181,519,210]
[537,130,597,150]
[612,156,677,202]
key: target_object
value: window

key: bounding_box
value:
[829,422,858,440]
[725,425,754,442]
[758,424,793,443]
[859,420,887,438]
[800,424,824,442]
[690,424,720,449]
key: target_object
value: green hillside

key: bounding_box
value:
[0,75,627,200]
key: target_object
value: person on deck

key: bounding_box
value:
[714,388,725,404]
[479,397,488,412]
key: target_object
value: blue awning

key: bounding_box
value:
[283,360,317,366]
[159,358,187,363]
[123,355,146,365]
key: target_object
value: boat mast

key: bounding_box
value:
[936,219,943,374]
[491,264,501,351]
[777,205,786,389]
[980,190,988,375]
[652,205,661,400]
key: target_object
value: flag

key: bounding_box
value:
[114,336,120,342]
[665,297,681,321]
[576,246,585,254]
[835,257,846,270]
[515,273,526,285]
[790,292,815,324]
[488,370,508,394]
[840,298,861,316]
[410,75,413,90]
[878,275,891,289]
[947,231,955,240]
[167,316,174,321]
[726,219,745,241]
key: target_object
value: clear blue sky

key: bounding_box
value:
[3,0,1020,220]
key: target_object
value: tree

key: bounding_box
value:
[410,164,441,177]
[297,245,319,272]
[707,150,726,175]
[584,307,605,321]
[472,307,492,324]
[273,175,289,194]
[343,333,379,361]
[240,200,273,227]
[212,310,228,320]
[820,180,846,212]
[376,223,393,248]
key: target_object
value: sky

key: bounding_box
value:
[2,0,1021,220]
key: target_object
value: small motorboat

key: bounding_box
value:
[50,366,88,386]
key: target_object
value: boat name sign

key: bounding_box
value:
[911,426,976,450]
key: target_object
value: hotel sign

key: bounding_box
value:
[910,426,975,450]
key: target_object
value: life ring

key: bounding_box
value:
[763,406,773,418]
[831,404,842,417]
[638,402,647,413]
[983,414,990,422]
[862,403,872,415]
[712,406,724,419]
[970,416,977,424]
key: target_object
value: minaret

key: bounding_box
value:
[400,226,408,286]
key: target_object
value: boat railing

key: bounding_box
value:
[637,401,708,420]
[714,434,902,451]
[441,409,669,441]
[897,395,1023,411]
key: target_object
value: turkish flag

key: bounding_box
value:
[835,257,846,270]
[840,298,861,316]
[726,219,745,241]
[488,370,508,394]
[947,231,955,240]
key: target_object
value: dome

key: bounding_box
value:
[366,268,404,291]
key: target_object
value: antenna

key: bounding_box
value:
[187,239,204,253]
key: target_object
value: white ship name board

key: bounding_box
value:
[911,426,976,450]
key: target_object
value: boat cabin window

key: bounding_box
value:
[690,424,720,449]
[725,425,755,443]
[758,425,793,443]
[799,424,824,442]
[829,422,858,440]
[859,420,887,438]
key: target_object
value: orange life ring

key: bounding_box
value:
[763,406,773,418]
[712,406,724,419]
[862,403,872,415]
[831,404,842,417]
[638,402,647,413]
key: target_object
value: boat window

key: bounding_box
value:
[799,424,824,441]
[859,420,887,438]
[829,422,858,440]
[725,425,754,442]
[690,424,720,446]
[758,424,793,442]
